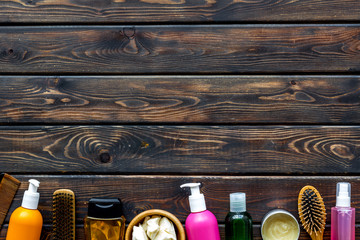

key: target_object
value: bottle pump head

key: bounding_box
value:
[336,182,351,207]
[22,179,40,210]
[180,183,206,213]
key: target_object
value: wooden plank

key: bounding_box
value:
[0,0,359,23]
[2,224,360,240]
[4,175,360,224]
[2,76,360,124]
[1,25,359,73]
[0,125,360,174]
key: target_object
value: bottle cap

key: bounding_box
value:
[230,192,246,212]
[336,182,351,207]
[21,179,40,210]
[87,198,124,219]
[180,183,206,213]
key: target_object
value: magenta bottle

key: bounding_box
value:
[331,182,355,240]
[180,183,220,240]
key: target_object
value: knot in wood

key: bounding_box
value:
[123,28,136,40]
[47,77,61,88]
[99,152,111,163]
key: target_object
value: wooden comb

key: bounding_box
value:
[298,185,326,240]
[52,189,76,240]
[0,173,20,230]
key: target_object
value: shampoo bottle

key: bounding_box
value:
[84,198,126,240]
[331,182,355,240]
[6,179,43,240]
[180,183,220,240]
[225,193,253,240]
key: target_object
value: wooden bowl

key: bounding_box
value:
[125,209,185,240]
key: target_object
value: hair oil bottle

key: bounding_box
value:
[84,198,126,240]
[225,193,253,240]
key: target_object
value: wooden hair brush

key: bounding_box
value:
[298,185,326,240]
[52,189,76,240]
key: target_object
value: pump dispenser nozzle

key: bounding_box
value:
[28,179,39,192]
[21,179,40,210]
[180,183,206,213]
[336,182,351,207]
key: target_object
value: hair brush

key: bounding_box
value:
[298,185,326,240]
[52,189,76,240]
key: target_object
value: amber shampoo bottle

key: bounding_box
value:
[84,198,126,240]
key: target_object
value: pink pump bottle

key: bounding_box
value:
[331,182,355,240]
[180,183,220,240]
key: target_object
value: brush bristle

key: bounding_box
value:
[53,189,76,240]
[298,186,326,237]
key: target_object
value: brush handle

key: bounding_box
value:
[312,232,324,240]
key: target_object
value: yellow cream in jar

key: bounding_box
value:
[261,211,299,240]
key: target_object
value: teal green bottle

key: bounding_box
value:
[225,193,253,240]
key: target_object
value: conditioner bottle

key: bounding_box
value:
[331,182,355,240]
[6,179,43,240]
[180,183,220,240]
[225,193,253,240]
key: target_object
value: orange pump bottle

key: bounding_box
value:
[6,179,43,240]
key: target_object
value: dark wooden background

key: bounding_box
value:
[1,1,360,239]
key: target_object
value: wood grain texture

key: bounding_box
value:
[0,126,360,174]
[1,25,360,73]
[0,0,359,23]
[2,224,360,240]
[2,76,360,124]
[0,174,20,230]
[4,175,360,224]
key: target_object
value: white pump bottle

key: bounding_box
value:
[180,183,220,240]
[6,179,43,240]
